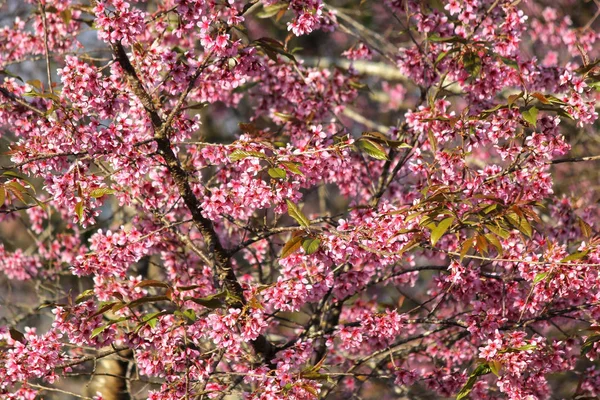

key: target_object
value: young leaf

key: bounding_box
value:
[486,223,510,239]
[256,2,288,18]
[428,35,467,43]
[582,334,600,356]
[76,289,95,303]
[456,363,492,400]
[135,279,171,289]
[90,301,119,318]
[5,181,27,203]
[281,235,303,258]
[281,161,303,176]
[286,199,310,228]
[531,92,550,104]
[229,150,266,162]
[430,216,455,246]
[89,188,116,198]
[476,234,489,255]
[268,167,287,179]
[463,52,482,77]
[91,324,110,339]
[489,360,502,377]
[522,106,539,126]
[460,237,475,262]
[127,295,170,308]
[182,309,196,322]
[499,56,519,70]
[188,291,226,309]
[357,138,389,161]
[505,212,532,238]
[560,250,589,263]
[578,217,592,238]
[513,344,536,351]
[484,233,503,256]
[91,317,129,338]
[75,201,84,221]
[9,328,26,343]
[302,237,321,255]
[507,93,521,107]
[533,271,548,284]
[26,79,43,91]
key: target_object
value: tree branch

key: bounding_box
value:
[110,41,277,361]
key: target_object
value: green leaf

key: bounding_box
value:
[90,324,110,339]
[281,162,303,176]
[229,150,266,162]
[182,309,196,322]
[489,360,502,377]
[186,102,208,110]
[281,235,303,258]
[589,81,600,92]
[23,91,59,101]
[233,81,259,94]
[74,201,84,221]
[255,37,297,63]
[135,279,170,289]
[188,291,226,309]
[484,233,503,256]
[138,311,168,330]
[60,8,72,25]
[26,79,43,91]
[482,104,507,115]
[459,237,475,262]
[127,295,170,308]
[30,195,48,212]
[428,35,467,44]
[256,2,288,18]
[560,250,589,263]
[533,271,548,284]
[5,181,28,202]
[463,52,482,78]
[268,167,287,179]
[430,216,455,246]
[89,188,116,198]
[357,138,389,161]
[456,364,492,400]
[90,301,119,318]
[286,199,310,228]
[485,224,510,239]
[522,106,539,126]
[582,334,600,356]
[505,212,532,238]
[498,56,519,70]
[90,317,129,338]
[514,344,536,351]
[273,111,296,121]
[0,185,5,206]
[392,142,414,149]
[76,289,95,303]
[0,68,24,82]
[575,59,600,76]
[435,47,460,66]
[302,237,321,255]
[482,203,498,214]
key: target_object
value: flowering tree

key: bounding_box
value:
[1,0,600,398]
